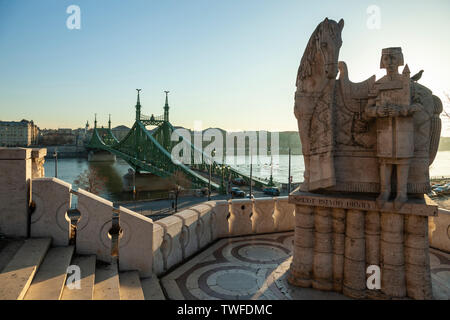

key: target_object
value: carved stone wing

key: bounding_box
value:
[338,61,376,112]
[336,61,377,148]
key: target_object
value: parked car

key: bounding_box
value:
[263,187,280,196]
[245,193,254,199]
[231,187,245,198]
[232,177,246,185]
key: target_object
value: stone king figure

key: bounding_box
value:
[365,47,422,209]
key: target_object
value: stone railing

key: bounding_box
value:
[30,176,295,277]
[429,208,450,252]
[152,197,295,275]
[31,177,155,277]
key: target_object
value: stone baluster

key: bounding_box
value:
[343,209,366,298]
[312,207,333,291]
[274,197,295,232]
[332,208,346,292]
[192,201,215,249]
[211,200,230,240]
[118,206,154,278]
[76,188,114,263]
[365,211,381,298]
[252,198,275,234]
[174,209,200,260]
[152,223,165,276]
[154,215,184,271]
[404,215,433,299]
[31,178,72,246]
[288,205,314,288]
[380,212,406,298]
[229,199,253,236]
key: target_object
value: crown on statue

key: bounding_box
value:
[380,47,404,68]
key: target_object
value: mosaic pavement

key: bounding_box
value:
[161,232,450,300]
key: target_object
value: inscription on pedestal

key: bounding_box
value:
[289,190,437,217]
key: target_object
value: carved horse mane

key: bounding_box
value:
[296,18,344,91]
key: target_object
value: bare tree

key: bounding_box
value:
[74,167,107,195]
[168,170,191,212]
[443,92,450,119]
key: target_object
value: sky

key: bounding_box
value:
[0,0,449,135]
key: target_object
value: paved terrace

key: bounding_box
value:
[161,232,450,300]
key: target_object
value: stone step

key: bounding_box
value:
[61,255,96,300]
[119,271,145,300]
[141,275,166,300]
[0,239,24,273]
[0,238,51,300]
[93,260,120,300]
[24,246,75,300]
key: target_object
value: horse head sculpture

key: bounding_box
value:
[296,17,344,93]
[294,17,344,190]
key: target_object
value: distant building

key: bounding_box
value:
[0,119,39,147]
[112,125,130,141]
[39,127,76,146]
[57,128,73,135]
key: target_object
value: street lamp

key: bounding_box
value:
[288,147,292,193]
[208,149,216,201]
[249,151,253,199]
[53,148,58,178]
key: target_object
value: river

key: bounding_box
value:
[44,151,450,201]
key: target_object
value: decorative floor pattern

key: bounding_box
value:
[161,232,450,300]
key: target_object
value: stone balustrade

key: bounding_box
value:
[29,177,155,277]
[429,208,450,252]
[152,196,295,276]
[28,174,297,277]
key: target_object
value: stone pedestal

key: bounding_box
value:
[0,148,32,237]
[287,190,437,300]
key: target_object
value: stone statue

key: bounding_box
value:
[365,48,420,209]
[294,20,443,200]
[289,18,442,301]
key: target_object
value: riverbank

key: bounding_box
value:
[38,145,88,159]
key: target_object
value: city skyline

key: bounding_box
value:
[1,0,449,135]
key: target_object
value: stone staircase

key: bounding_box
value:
[0,237,165,300]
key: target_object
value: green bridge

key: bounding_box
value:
[86,90,273,191]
